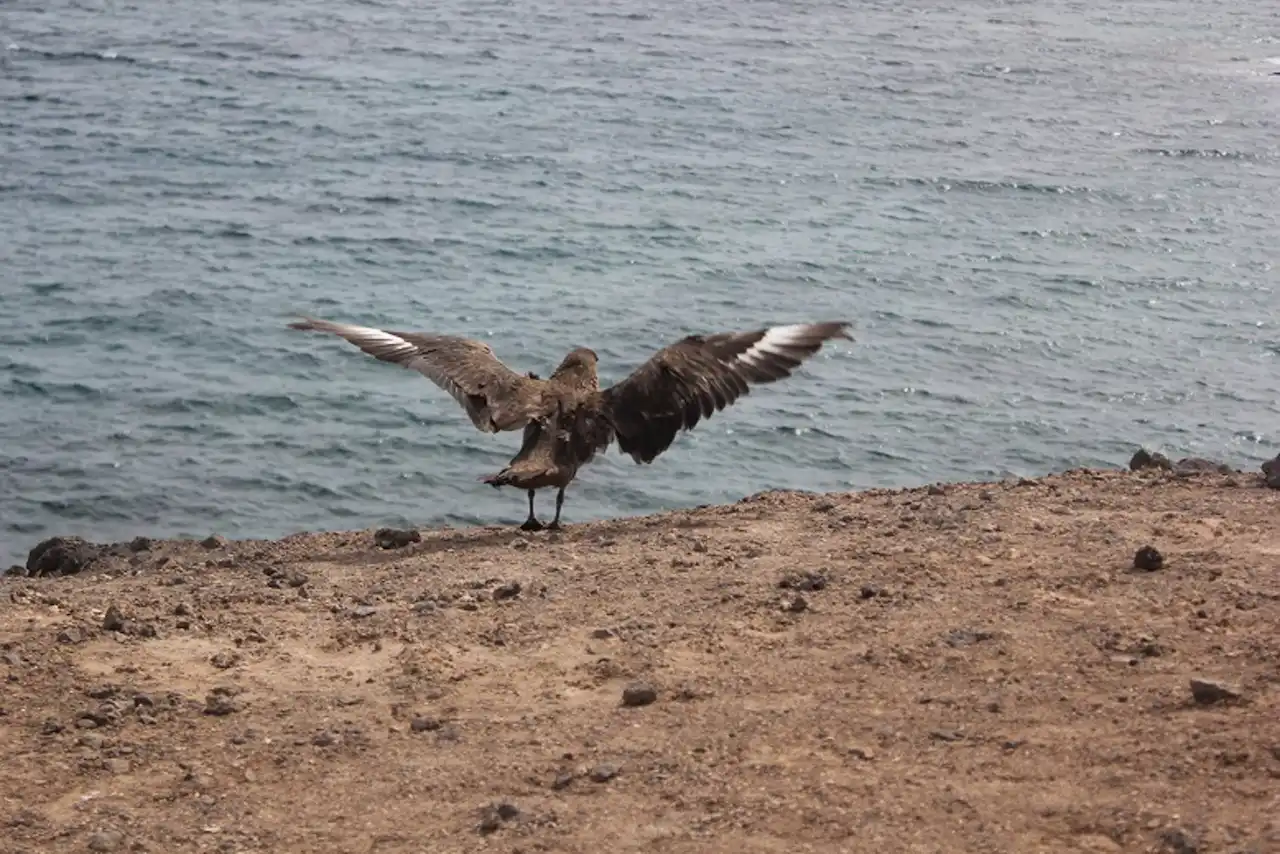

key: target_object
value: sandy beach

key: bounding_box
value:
[2,465,1277,854]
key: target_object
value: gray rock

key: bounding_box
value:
[492,581,522,601]
[1262,454,1280,489]
[26,536,102,577]
[200,534,228,550]
[621,681,658,708]
[1133,545,1164,572]
[1189,678,1241,705]
[101,605,127,633]
[588,763,619,783]
[1129,448,1172,472]
[374,527,420,549]
[87,830,125,852]
[781,593,808,613]
[410,716,441,733]
[1173,457,1233,476]
[476,801,520,835]
[128,536,153,552]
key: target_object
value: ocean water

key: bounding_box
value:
[2,0,1278,565]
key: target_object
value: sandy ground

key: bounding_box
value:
[1,467,1278,854]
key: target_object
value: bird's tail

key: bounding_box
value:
[480,469,515,489]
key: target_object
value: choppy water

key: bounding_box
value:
[2,0,1278,565]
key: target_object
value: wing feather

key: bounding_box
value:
[597,321,851,464]
[287,315,543,433]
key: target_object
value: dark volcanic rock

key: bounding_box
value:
[374,528,421,549]
[1129,448,1172,472]
[1173,457,1233,476]
[1133,545,1165,572]
[621,681,658,707]
[26,536,102,577]
[101,605,127,633]
[1189,677,1241,705]
[1261,454,1280,489]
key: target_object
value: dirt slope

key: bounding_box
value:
[1,468,1277,854]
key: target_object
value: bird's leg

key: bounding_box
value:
[546,486,566,531]
[520,489,543,532]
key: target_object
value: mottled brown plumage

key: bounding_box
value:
[288,316,851,530]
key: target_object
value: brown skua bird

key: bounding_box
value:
[287,316,851,530]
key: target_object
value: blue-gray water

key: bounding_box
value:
[3,0,1278,566]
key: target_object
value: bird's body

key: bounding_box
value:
[288,316,851,530]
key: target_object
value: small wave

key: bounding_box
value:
[1139,147,1268,161]
[8,378,103,400]
[8,45,139,65]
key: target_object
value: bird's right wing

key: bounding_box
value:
[288,316,544,433]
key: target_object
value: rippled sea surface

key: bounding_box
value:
[3,0,1278,564]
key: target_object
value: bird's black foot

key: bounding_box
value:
[546,520,562,532]
[520,518,544,532]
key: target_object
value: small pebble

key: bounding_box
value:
[312,731,337,747]
[552,771,575,790]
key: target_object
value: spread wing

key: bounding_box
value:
[595,322,851,464]
[288,316,545,433]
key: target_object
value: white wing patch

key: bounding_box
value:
[730,324,819,369]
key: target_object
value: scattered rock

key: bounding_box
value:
[781,594,808,613]
[4,564,27,577]
[103,757,132,775]
[1129,448,1173,472]
[200,534,228,550]
[621,681,658,708]
[312,730,338,747]
[26,536,102,577]
[374,528,420,549]
[1189,678,1241,705]
[1262,454,1280,489]
[1133,545,1165,572]
[477,801,520,835]
[349,605,378,619]
[943,628,996,648]
[846,744,875,761]
[410,716,442,733]
[56,626,85,644]
[210,651,240,670]
[128,536,153,552]
[778,570,827,592]
[492,581,522,601]
[552,771,575,790]
[859,584,884,600]
[203,690,241,716]
[1173,457,1233,476]
[590,628,615,640]
[588,763,619,783]
[101,605,127,633]
[927,484,947,496]
[87,830,125,852]
[173,602,191,617]
[1158,827,1200,854]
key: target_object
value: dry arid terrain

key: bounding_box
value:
[1,466,1278,854]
